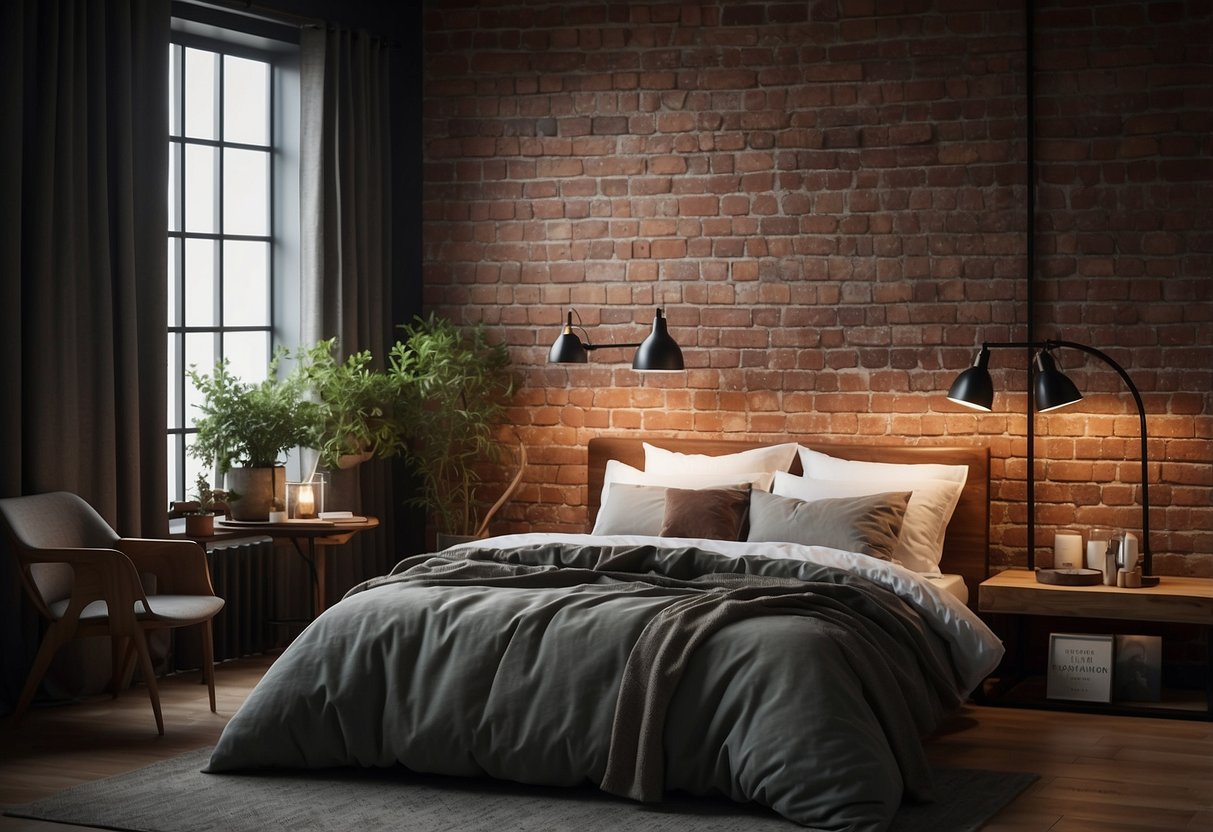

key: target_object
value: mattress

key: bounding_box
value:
[923,572,969,605]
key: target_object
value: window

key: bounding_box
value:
[167,27,300,503]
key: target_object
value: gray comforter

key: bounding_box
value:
[208,542,966,831]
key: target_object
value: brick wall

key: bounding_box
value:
[421,1,1212,575]
[1032,0,1212,576]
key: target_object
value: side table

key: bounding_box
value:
[978,569,1213,719]
[216,516,380,619]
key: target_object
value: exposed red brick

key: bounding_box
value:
[421,0,1212,567]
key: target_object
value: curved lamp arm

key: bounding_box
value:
[1045,340,1150,572]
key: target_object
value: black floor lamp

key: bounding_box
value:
[947,339,1152,575]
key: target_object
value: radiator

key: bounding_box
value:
[174,537,279,670]
[206,538,278,661]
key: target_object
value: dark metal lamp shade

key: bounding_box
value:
[946,348,994,411]
[548,317,589,364]
[1033,350,1083,412]
[632,309,684,372]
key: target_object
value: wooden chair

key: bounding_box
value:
[0,492,224,735]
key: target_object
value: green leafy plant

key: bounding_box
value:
[391,314,519,538]
[292,338,411,470]
[187,351,315,476]
[186,474,231,515]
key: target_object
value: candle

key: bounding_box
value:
[1054,532,1083,569]
[297,485,315,518]
[1086,528,1112,572]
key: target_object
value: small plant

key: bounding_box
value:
[188,474,231,515]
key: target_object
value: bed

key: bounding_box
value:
[207,438,1003,831]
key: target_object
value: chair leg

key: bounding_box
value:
[130,630,164,736]
[13,623,73,721]
[201,620,217,713]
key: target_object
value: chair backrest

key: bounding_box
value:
[0,492,121,607]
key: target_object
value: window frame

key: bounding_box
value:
[167,21,300,503]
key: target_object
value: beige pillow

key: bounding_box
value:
[643,442,799,477]
[660,486,752,541]
[746,489,910,561]
[797,446,969,485]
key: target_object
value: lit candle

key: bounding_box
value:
[297,484,315,518]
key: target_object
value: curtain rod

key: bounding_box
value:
[175,0,317,28]
[173,0,404,47]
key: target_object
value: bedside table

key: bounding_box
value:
[978,569,1213,719]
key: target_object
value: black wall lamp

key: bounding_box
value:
[549,308,684,372]
[948,339,1152,575]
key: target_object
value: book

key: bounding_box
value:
[1113,634,1162,702]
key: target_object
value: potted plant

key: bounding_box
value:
[390,314,523,547]
[183,474,229,536]
[292,338,410,470]
[188,352,315,520]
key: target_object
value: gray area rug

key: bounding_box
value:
[6,748,1036,832]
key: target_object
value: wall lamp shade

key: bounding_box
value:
[632,308,684,371]
[946,339,1152,574]
[548,314,588,364]
[548,308,684,372]
[946,347,994,411]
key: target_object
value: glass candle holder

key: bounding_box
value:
[286,476,326,520]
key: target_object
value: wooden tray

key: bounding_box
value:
[1035,568,1103,586]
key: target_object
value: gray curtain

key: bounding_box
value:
[299,25,396,599]
[0,0,170,712]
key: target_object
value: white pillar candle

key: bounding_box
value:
[1054,532,1083,569]
[1086,529,1112,572]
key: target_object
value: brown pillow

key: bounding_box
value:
[745,489,911,561]
[659,486,752,541]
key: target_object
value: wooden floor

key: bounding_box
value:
[0,654,1210,831]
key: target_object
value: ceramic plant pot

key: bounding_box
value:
[185,513,215,536]
[224,466,287,521]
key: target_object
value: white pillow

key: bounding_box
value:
[644,442,799,478]
[797,447,969,486]
[772,471,963,575]
[593,460,774,536]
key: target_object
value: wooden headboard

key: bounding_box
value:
[587,437,990,606]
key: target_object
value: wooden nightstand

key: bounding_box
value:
[978,569,1213,719]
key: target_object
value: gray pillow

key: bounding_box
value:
[593,483,750,537]
[746,489,911,561]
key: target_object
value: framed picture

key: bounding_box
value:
[1113,634,1162,702]
[1046,633,1113,702]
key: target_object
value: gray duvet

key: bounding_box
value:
[208,542,967,831]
